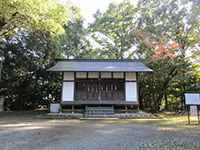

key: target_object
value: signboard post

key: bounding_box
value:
[0,97,4,112]
[185,93,200,125]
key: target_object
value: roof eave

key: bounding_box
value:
[47,69,153,72]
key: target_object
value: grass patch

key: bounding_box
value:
[90,112,200,129]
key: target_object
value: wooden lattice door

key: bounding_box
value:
[75,78,125,101]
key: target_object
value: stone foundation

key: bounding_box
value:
[41,111,156,119]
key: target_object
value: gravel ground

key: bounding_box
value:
[0,112,200,150]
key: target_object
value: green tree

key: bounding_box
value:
[58,6,93,58]
[0,0,71,110]
[0,0,70,85]
[0,30,61,110]
[0,0,69,38]
[135,0,200,111]
[89,1,137,59]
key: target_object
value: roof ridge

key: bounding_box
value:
[55,59,142,62]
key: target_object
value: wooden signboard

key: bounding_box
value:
[185,93,200,125]
[185,93,200,105]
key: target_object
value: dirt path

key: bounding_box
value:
[0,112,200,150]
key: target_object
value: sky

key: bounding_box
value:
[71,0,114,23]
[60,0,133,24]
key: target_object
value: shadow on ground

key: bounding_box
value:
[0,112,200,150]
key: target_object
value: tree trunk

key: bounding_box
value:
[164,91,168,110]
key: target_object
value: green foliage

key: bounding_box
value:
[136,0,200,56]
[194,64,200,79]
[0,0,69,38]
[0,30,61,110]
[0,0,72,110]
[58,6,93,58]
[89,1,137,59]
[135,0,200,111]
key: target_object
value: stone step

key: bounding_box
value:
[85,115,116,118]
[86,112,114,115]
[85,106,114,117]
[86,108,114,111]
[86,106,114,110]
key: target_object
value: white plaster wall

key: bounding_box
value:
[62,82,74,101]
[125,82,138,102]
[113,72,123,78]
[76,72,87,78]
[88,72,99,78]
[126,73,136,81]
[101,72,111,78]
[63,72,74,80]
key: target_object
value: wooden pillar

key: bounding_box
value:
[197,105,200,124]
[187,105,190,125]
[98,72,101,101]
[74,72,76,101]
[85,105,88,117]
[123,72,126,101]
[111,72,113,100]
[125,105,128,113]
[136,72,139,110]
[86,72,88,100]
[61,72,64,102]
[137,104,139,112]
[72,105,74,114]
[0,97,4,111]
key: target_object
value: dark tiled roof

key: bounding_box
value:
[47,59,153,72]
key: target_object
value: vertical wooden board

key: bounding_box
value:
[62,82,74,101]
